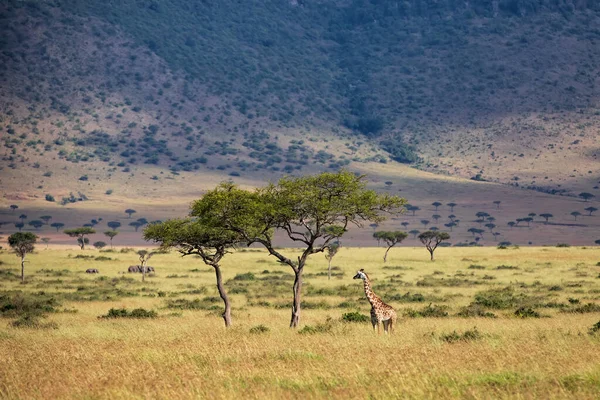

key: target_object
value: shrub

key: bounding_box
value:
[589,321,600,335]
[468,264,486,270]
[99,308,157,319]
[456,305,497,318]
[341,312,369,323]
[249,324,270,334]
[472,287,530,309]
[514,307,540,318]
[556,243,571,248]
[45,194,55,202]
[10,314,58,329]
[405,304,449,318]
[496,265,519,270]
[233,272,255,281]
[298,321,333,335]
[0,293,60,317]
[563,303,600,314]
[440,327,483,343]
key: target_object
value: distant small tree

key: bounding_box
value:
[507,221,516,229]
[446,202,456,212]
[8,232,37,282]
[528,213,537,219]
[107,221,121,230]
[431,202,442,211]
[64,227,96,250]
[492,232,501,241]
[137,250,155,283]
[19,214,27,223]
[484,223,496,232]
[448,214,456,221]
[401,221,409,229]
[432,214,441,223]
[475,212,488,222]
[104,231,119,248]
[571,211,581,220]
[430,226,439,231]
[369,223,379,231]
[28,220,44,230]
[579,192,595,202]
[40,215,52,225]
[9,204,18,212]
[407,205,420,216]
[444,222,456,231]
[374,231,408,262]
[523,217,533,226]
[14,222,24,231]
[50,222,65,232]
[539,213,553,224]
[125,209,137,218]
[418,231,450,261]
[409,229,420,239]
[585,207,598,216]
[595,239,600,246]
[453,219,460,227]
[420,219,430,228]
[493,200,501,209]
[93,241,107,249]
[324,242,340,280]
[129,221,143,232]
[486,216,496,223]
[41,237,51,249]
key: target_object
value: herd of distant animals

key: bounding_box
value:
[82,266,395,334]
[84,265,155,274]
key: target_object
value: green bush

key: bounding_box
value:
[99,308,157,319]
[405,304,449,318]
[249,324,270,334]
[514,307,540,318]
[440,327,483,343]
[589,321,600,335]
[341,311,369,323]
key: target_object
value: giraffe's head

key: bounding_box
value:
[353,269,368,280]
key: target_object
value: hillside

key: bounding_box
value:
[0,0,599,245]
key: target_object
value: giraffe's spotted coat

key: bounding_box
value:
[353,269,397,334]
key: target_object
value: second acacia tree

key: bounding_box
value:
[194,171,405,328]
[144,219,241,327]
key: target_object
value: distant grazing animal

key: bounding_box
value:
[128,265,141,273]
[353,269,397,334]
[85,268,99,274]
[128,265,155,273]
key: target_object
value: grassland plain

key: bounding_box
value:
[0,246,600,399]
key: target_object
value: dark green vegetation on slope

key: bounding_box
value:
[1,0,599,192]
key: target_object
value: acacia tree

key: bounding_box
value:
[64,227,96,250]
[493,200,501,209]
[579,192,595,202]
[125,209,137,218]
[137,249,155,283]
[193,171,405,328]
[409,229,420,239]
[40,215,52,225]
[539,213,553,223]
[418,231,450,261]
[447,202,457,212]
[571,211,581,220]
[585,207,598,216]
[107,221,121,230]
[8,232,37,282]
[374,231,408,262]
[41,237,51,249]
[324,242,340,280]
[104,230,119,248]
[144,218,244,328]
[431,202,442,211]
[50,222,65,232]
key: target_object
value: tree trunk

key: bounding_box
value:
[142,262,146,282]
[327,258,332,280]
[429,249,434,261]
[20,256,25,283]
[214,265,232,328]
[290,268,303,328]
[384,246,391,263]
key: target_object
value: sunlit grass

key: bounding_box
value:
[0,246,599,398]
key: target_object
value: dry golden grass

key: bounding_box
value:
[0,246,599,399]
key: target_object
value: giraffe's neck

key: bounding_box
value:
[363,278,380,306]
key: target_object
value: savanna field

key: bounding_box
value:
[1,246,599,399]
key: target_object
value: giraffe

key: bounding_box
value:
[353,269,397,334]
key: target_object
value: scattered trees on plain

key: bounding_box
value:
[64,227,96,250]
[418,231,450,261]
[8,232,37,282]
[373,231,408,262]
